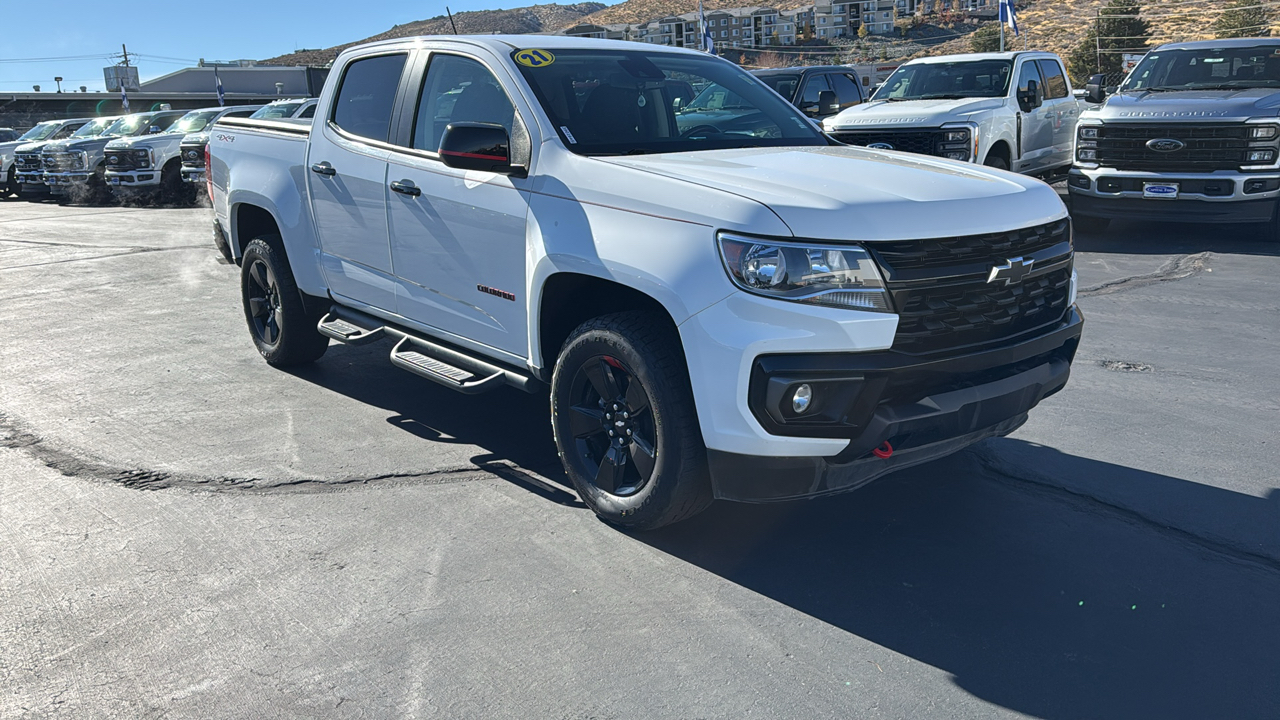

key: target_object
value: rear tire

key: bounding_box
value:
[240,236,329,366]
[1073,215,1111,234]
[551,311,713,530]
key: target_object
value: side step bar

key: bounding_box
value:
[317,306,542,395]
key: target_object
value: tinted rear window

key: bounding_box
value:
[331,54,408,142]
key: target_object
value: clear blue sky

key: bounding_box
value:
[0,0,548,92]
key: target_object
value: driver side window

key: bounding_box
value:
[412,54,515,153]
[1017,61,1043,102]
[799,74,831,111]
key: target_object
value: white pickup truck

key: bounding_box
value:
[824,51,1081,177]
[210,36,1083,529]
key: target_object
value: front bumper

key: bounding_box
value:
[1068,166,1280,222]
[706,307,1083,502]
[181,167,206,183]
[44,172,92,186]
[104,169,160,188]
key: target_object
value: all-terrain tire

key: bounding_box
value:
[983,154,1010,171]
[240,236,330,366]
[551,311,713,530]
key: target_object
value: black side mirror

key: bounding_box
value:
[438,122,519,176]
[1085,73,1108,104]
[1018,79,1042,112]
[818,90,840,117]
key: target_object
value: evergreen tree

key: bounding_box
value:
[1067,0,1151,84]
[970,23,1001,53]
[1213,0,1271,38]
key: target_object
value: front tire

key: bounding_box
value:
[983,154,1009,171]
[551,312,713,530]
[240,236,329,366]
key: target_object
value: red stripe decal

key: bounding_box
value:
[441,149,508,162]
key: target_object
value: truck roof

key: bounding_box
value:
[1153,37,1280,52]
[342,34,711,60]
[904,51,1060,65]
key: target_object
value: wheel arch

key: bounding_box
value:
[985,139,1012,167]
[536,272,680,382]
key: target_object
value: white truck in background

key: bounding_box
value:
[825,52,1081,177]
[210,36,1083,530]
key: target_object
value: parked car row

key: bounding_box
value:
[0,98,317,204]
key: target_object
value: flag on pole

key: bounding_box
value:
[700,1,716,55]
[120,83,129,112]
[999,0,1019,37]
[215,67,225,106]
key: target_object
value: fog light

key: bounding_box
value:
[791,384,813,413]
[1247,149,1275,163]
[1078,149,1097,161]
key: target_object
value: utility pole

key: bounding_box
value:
[121,43,130,67]
[1095,11,1102,73]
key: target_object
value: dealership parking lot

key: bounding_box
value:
[1,198,1278,718]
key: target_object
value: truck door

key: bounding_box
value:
[384,51,531,359]
[306,52,409,310]
[1014,59,1052,173]
[1035,58,1077,170]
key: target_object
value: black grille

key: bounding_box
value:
[890,267,1072,355]
[831,129,945,156]
[1095,123,1256,171]
[104,150,143,171]
[871,219,1069,273]
[180,142,206,168]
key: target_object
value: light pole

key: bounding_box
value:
[54,76,63,93]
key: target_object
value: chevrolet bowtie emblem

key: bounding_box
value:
[987,257,1034,285]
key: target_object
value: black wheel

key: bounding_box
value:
[159,162,193,206]
[551,312,712,530]
[240,236,329,366]
[1074,215,1111,233]
[983,154,1009,171]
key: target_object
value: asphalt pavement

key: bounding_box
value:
[1,197,1277,719]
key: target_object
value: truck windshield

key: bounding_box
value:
[17,122,60,142]
[873,60,1013,100]
[102,114,154,137]
[166,110,220,134]
[1122,46,1280,91]
[69,118,114,138]
[250,103,304,119]
[512,49,826,156]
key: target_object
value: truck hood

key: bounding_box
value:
[15,140,57,154]
[105,134,181,151]
[1089,88,1280,121]
[595,145,1065,241]
[825,97,1006,130]
[51,137,116,153]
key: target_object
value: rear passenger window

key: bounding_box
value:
[829,72,863,106]
[299,104,316,119]
[331,54,407,142]
[1036,60,1069,99]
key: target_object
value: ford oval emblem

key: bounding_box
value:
[868,142,894,150]
[1146,138,1185,153]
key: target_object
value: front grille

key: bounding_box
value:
[104,150,144,171]
[15,153,42,172]
[870,219,1069,272]
[890,266,1072,355]
[1095,123,1255,171]
[180,143,206,168]
[831,129,946,156]
[43,153,83,171]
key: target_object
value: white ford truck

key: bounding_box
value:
[210,36,1083,529]
[824,52,1081,177]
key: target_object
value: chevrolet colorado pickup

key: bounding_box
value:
[211,36,1083,529]
[1070,38,1280,237]
[825,52,1081,177]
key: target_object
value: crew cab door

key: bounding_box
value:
[1013,59,1053,173]
[384,50,532,359]
[1035,58,1078,170]
[306,51,410,310]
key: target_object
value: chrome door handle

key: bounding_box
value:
[310,162,336,176]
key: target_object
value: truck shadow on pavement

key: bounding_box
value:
[1073,220,1280,257]
[638,441,1280,720]
[291,346,1279,719]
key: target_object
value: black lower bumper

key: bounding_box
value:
[1069,191,1277,223]
[709,308,1083,503]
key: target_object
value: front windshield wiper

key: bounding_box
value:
[916,93,977,100]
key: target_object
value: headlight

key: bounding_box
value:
[1079,126,1100,139]
[943,129,969,143]
[718,233,891,311]
[1249,125,1278,140]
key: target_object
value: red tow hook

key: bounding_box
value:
[872,441,894,459]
